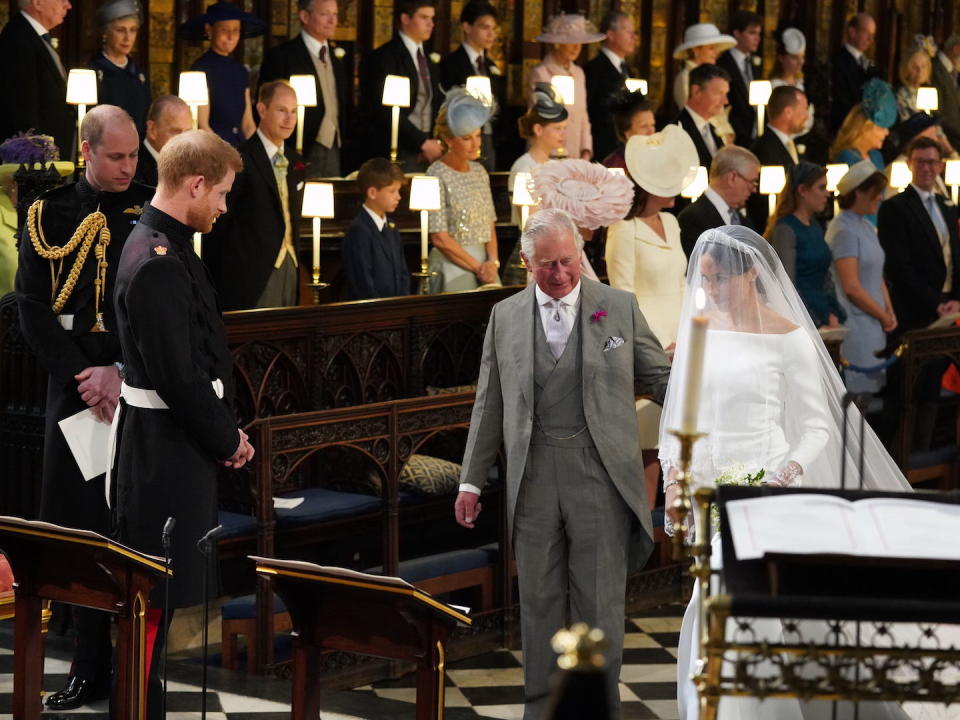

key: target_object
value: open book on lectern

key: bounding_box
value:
[726,494,960,562]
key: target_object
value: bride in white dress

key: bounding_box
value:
[657,225,945,720]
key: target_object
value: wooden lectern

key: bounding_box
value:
[252,556,472,720]
[0,516,169,720]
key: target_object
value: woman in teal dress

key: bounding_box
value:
[767,161,846,328]
[179,2,265,147]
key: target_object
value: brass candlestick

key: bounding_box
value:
[411,259,437,295]
[667,429,706,561]
[307,267,330,304]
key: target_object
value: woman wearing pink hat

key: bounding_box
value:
[528,14,604,161]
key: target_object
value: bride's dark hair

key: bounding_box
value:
[701,232,771,298]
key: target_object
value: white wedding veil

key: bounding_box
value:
[658,224,910,494]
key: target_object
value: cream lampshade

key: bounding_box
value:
[66,69,97,167]
[289,75,317,155]
[409,175,442,293]
[511,171,536,230]
[382,75,411,163]
[681,166,708,200]
[825,163,848,217]
[888,161,912,193]
[178,71,209,129]
[946,159,960,204]
[749,80,773,136]
[302,182,335,285]
[759,165,786,215]
[550,76,575,106]
[916,86,939,113]
[466,76,493,106]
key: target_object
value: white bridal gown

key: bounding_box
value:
[672,328,914,720]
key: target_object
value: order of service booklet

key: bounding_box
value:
[725,494,960,562]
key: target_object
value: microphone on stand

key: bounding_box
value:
[160,517,176,720]
[197,524,224,720]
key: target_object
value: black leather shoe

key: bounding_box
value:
[44,676,110,710]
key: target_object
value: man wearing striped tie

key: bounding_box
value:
[207,80,306,310]
[0,0,76,157]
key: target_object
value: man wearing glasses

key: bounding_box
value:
[677,145,759,257]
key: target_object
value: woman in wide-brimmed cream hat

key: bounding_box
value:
[605,125,699,504]
[673,23,736,144]
[527,14,604,160]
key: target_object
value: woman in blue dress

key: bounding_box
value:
[767,161,846,329]
[179,2,265,147]
[826,159,896,397]
[90,0,152,138]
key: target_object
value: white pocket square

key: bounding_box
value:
[603,336,624,351]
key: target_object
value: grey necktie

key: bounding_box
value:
[728,207,741,225]
[927,194,949,244]
[545,300,569,359]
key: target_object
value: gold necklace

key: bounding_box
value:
[26,199,112,330]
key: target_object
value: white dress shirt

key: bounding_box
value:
[144,139,160,162]
[300,29,329,60]
[256,128,281,162]
[768,125,799,163]
[458,281,582,495]
[704,187,743,225]
[684,105,717,156]
[845,43,867,68]
[21,10,47,37]
[363,204,387,231]
[728,46,752,83]
[913,184,953,292]
[399,31,425,69]
[600,46,627,75]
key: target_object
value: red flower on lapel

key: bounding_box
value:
[591,310,607,323]
[293,160,306,172]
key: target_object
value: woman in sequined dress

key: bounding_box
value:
[426,90,501,293]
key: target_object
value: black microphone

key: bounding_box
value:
[196,524,224,553]
[162,517,176,551]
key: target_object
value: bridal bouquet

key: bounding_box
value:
[710,466,766,530]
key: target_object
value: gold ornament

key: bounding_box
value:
[26,199,112,329]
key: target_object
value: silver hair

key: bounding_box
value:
[709,145,759,180]
[519,208,583,260]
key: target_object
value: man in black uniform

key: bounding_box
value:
[15,104,151,710]
[112,129,254,720]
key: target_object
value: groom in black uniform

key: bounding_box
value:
[112,129,254,720]
[15,104,151,711]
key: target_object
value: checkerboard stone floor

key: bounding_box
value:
[0,606,683,719]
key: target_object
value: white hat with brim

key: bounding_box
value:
[836,159,884,196]
[673,23,736,59]
[625,125,700,197]
[536,14,605,44]
[0,161,74,184]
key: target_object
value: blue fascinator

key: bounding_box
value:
[861,78,897,129]
[441,87,493,137]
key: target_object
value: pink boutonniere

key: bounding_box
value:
[591,310,607,322]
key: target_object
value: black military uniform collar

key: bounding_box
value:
[140,203,195,247]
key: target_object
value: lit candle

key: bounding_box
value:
[390,106,400,163]
[681,288,709,434]
[419,209,429,263]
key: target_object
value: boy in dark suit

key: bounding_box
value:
[439,1,504,171]
[358,0,443,171]
[342,158,411,299]
[716,10,762,146]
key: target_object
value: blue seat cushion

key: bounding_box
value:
[275,487,381,527]
[909,445,959,471]
[218,510,257,540]
[222,593,286,621]
[366,548,492,584]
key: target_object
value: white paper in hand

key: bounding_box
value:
[58,408,112,481]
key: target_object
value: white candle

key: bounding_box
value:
[390,106,400,161]
[193,232,202,257]
[419,209,429,263]
[681,290,709,434]
[312,217,321,283]
[296,105,306,155]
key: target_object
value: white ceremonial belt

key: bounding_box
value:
[105,379,225,507]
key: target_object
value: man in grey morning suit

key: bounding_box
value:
[455,208,671,719]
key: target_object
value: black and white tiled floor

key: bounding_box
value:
[0,607,682,719]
